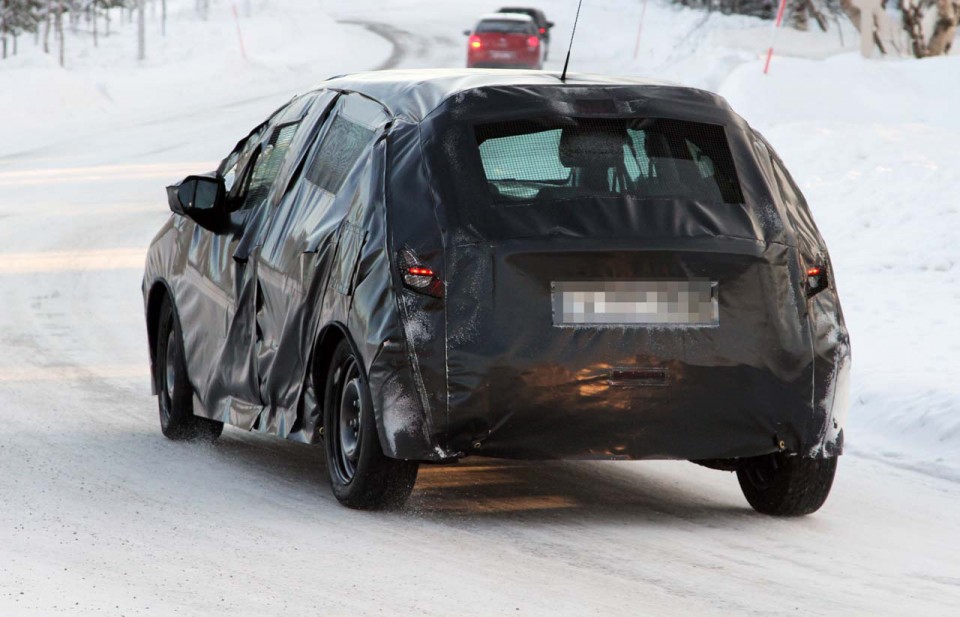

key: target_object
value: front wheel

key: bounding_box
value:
[322,339,418,510]
[736,453,837,516]
[155,295,223,442]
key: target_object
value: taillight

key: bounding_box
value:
[399,248,443,298]
[469,35,482,49]
[527,36,539,48]
[805,264,828,297]
[539,27,546,34]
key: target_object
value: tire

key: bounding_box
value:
[736,453,837,516]
[155,295,223,442]
[322,339,418,510]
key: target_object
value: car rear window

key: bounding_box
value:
[476,19,533,34]
[475,117,744,205]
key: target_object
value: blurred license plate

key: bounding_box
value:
[552,280,719,326]
[490,51,516,60]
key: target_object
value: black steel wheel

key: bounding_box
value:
[322,339,418,510]
[737,452,837,516]
[155,295,223,442]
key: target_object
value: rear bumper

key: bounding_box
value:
[438,363,826,461]
[370,345,848,463]
[467,50,541,70]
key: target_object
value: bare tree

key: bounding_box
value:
[902,0,960,56]
[42,0,50,52]
[1,0,8,59]
[136,0,143,60]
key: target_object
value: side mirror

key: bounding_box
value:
[463,29,472,36]
[547,21,555,28]
[167,173,226,222]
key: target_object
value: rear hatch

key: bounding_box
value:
[471,19,537,63]
[431,112,814,460]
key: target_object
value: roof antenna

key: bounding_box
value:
[560,0,584,82]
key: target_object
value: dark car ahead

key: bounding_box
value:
[498,6,554,47]
[143,69,850,514]
[465,13,543,69]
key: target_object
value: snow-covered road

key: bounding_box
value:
[2,1,959,615]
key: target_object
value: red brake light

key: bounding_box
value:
[527,36,539,48]
[805,264,828,297]
[399,248,443,298]
[469,35,482,49]
[539,27,546,34]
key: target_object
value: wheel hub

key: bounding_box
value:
[337,375,363,477]
[164,328,177,403]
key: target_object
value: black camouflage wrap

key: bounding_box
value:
[143,70,850,463]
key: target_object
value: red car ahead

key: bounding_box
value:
[464,13,543,70]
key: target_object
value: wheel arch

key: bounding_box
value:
[308,322,352,412]
[145,279,175,395]
[305,322,409,458]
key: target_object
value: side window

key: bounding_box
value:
[226,94,319,212]
[220,125,266,197]
[304,94,389,195]
[243,121,301,208]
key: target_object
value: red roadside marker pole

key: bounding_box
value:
[763,0,789,74]
[633,0,648,60]
[232,4,247,60]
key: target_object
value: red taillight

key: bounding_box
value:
[805,264,828,297]
[407,266,434,277]
[469,35,482,49]
[527,36,539,48]
[539,27,546,34]
[399,248,443,298]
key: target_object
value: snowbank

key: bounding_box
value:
[720,53,960,476]
[0,0,390,159]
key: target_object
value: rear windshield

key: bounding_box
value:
[476,19,533,34]
[475,117,744,205]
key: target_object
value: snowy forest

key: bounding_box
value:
[1,0,956,63]
[0,0,224,63]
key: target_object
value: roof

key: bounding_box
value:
[321,69,688,122]
[478,12,533,22]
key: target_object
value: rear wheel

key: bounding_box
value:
[322,339,418,510]
[736,453,837,516]
[155,295,223,442]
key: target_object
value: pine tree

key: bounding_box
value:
[1,0,45,58]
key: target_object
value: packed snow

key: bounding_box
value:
[1,0,959,615]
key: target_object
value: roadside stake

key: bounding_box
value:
[232,4,247,60]
[633,0,648,60]
[763,0,789,74]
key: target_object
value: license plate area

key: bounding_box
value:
[490,51,516,60]
[551,280,719,327]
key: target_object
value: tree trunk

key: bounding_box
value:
[792,2,810,31]
[57,0,64,67]
[927,0,960,55]
[1,0,6,61]
[43,5,51,54]
[137,0,145,60]
[901,0,929,56]
[839,0,862,31]
[92,4,97,48]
